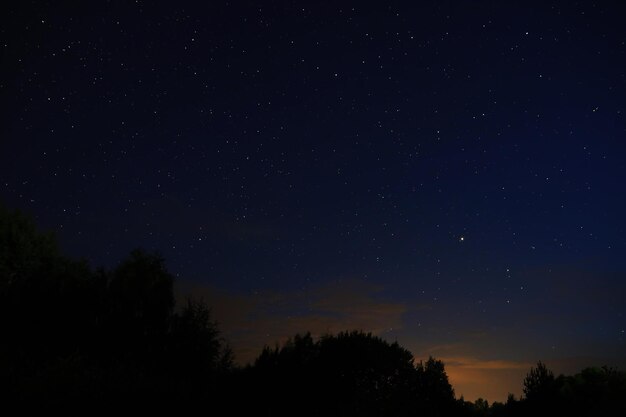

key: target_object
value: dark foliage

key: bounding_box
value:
[1,204,625,414]
[519,362,626,417]
[458,362,626,417]
[241,330,460,417]
[0,204,231,407]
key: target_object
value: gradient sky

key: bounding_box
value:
[2,1,625,402]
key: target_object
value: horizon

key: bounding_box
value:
[0,201,621,404]
[2,1,625,404]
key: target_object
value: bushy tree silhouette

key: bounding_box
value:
[0,204,230,406]
[3,203,626,414]
[0,204,97,405]
[415,356,456,415]
[523,360,555,401]
[168,297,234,400]
[316,331,419,416]
[247,330,458,417]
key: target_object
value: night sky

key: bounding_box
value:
[2,1,625,402]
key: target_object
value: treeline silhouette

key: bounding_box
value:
[0,205,233,407]
[1,204,625,415]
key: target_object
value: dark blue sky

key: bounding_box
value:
[2,1,625,401]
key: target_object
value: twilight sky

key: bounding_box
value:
[2,1,625,402]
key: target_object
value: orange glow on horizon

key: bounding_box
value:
[442,356,530,403]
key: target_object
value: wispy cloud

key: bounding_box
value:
[176,279,408,364]
[442,356,531,371]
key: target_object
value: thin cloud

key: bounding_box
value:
[176,278,408,365]
[442,356,532,371]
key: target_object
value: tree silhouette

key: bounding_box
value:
[316,331,419,416]
[415,356,457,416]
[0,204,230,406]
[3,202,626,413]
[247,330,458,417]
[167,297,234,401]
[0,204,97,405]
[108,249,174,336]
[520,361,558,415]
[523,360,555,401]
[555,366,626,416]
[0,204,60,283]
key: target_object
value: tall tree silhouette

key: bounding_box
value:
[0,204,96,404]
[4,203,625,413]
[415,356,457,416]
[0,204,231,406]
[523,360,555,401]
[168,297,234,401]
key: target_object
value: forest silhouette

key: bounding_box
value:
[1,203,625,415]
